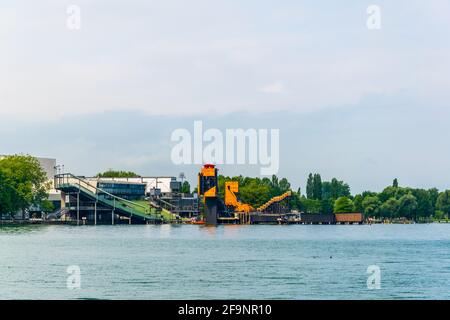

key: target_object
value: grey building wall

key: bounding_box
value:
[0,155,56,180]
[36,157,56,180]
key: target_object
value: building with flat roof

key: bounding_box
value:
[85,176,179,195]
[96,180,146,200]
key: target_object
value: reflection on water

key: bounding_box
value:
[202,225,218,237]
[221,224,241,238]
[0,223,46,235]
[1,224,450,299]
[158,224,172,238]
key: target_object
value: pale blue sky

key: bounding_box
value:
[1,1,449,193]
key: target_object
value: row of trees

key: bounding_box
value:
[96,170,141,178]
[353,185,450,221]
[0,155,52,219]
[214,172,450,221]
[300,175,450,220]
[300,173,352,214]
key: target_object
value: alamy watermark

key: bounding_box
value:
[367,265,381,290]
[171,121,279,175]
[66,265,81,290]
[67,5,81,30]
[366,5,381,30]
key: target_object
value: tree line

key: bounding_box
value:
[2,156,450,222]
[96,170,141,178]
[217,173,450,221]
[299,173,449,221]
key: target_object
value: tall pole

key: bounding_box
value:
[112,198,115,225]
[77,192,80,226]
[94,201,97,226]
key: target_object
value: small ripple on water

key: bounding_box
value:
[2,224,450,299]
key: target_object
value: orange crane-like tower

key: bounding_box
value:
[198,164,219,225]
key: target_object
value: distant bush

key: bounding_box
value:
[96,170,141,178]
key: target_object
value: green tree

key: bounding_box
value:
[362,191,377,198]
[428,188,439,212]
[270,175,280,196]
[331,178,340,198]
[333,196,354,213]
[393,178,399,188]
[434,210,445,221]
[313,173,322,200]
[320,198,334,214]
[300,197,322,214]
[353,194,364,212]
[0,155,50,219]
[96,170,140,178]
[398,193,418,220]
[41,200,55,213]
[378,186,397,203]
[289,189,302,211]
[181,181,191,194]
[362,196,380,217]
[410,189,432,220]
[306,173,314,199]
[239,180,271,208]
[278,178,291,193]
[0,169,14,218]
[378,186,409,203]
[379,197,399,219]
[321,181,332,200]
[436,190,450,218]
[331,178,350,199]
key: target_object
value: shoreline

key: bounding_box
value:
[1,219,449,227]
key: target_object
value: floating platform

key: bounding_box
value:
[214,212,364,225]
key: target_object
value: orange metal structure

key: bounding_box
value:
[198,164,218,198]
[224,181,254,213]
[257,191,292,212]
[198,164,220,225]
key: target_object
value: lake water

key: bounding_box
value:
[1,224,450,300]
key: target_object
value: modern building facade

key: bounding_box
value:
[85,176,180,195]
[97,180,146,200]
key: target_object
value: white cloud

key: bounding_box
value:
[259,81,285,94]
[0,1,449,120]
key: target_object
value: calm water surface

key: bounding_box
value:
[1,224,450,299]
